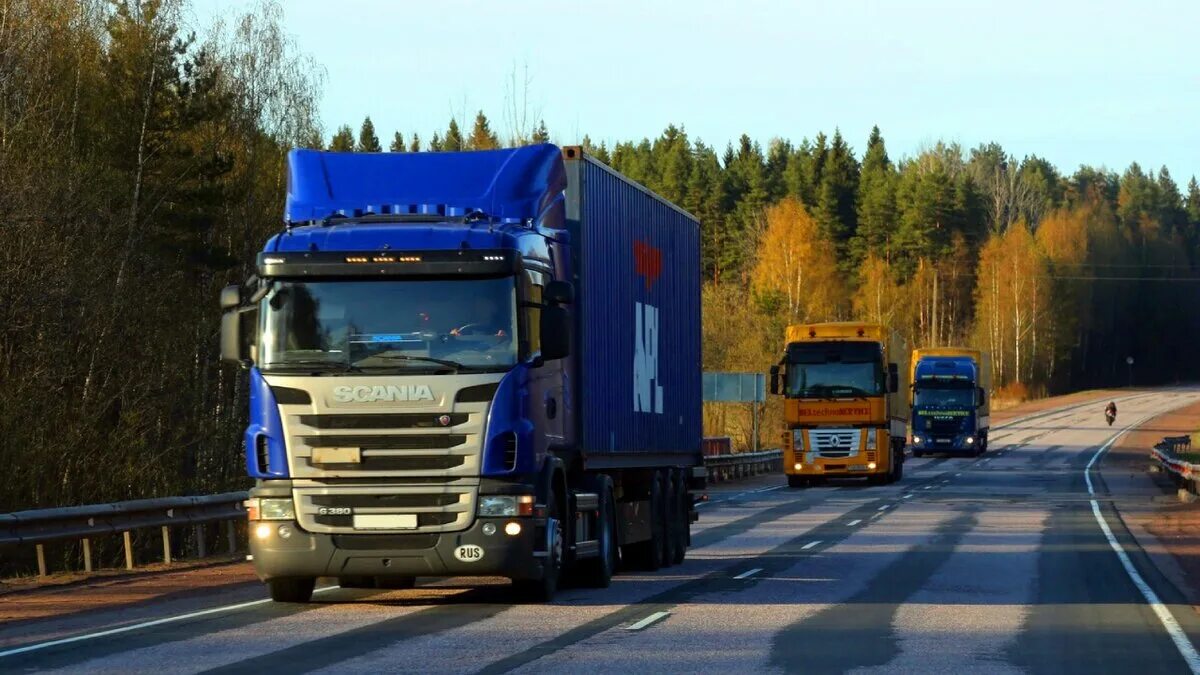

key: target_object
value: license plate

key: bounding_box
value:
[353,514,417,530]
[848,465,869,472]
[936,439,950,444]
[312,447,361,464]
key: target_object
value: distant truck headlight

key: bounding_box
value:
[912,435,922,444]
[478,495,518,517]
[966,436,975,445]
[248,498,294,521]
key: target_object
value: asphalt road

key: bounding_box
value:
[4,390,1200,674]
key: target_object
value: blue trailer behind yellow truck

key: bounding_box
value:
[219,144,703,602]
[909,348,991,457]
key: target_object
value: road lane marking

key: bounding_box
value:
[0,586,339,659]
[802,540,821,550]
[878,505,890,511]
[733,568,763,580]
[922,486,933,490]
[625,611,671,631]
[847,519,862,526]
[902,494,913,499]
[1086,411,1200,674]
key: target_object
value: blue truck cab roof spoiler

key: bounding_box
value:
[284,144,567,226]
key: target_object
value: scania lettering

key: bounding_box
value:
[769,322,909,488]
[220,144,702,603]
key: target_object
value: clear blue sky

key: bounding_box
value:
[191,0,1200,182]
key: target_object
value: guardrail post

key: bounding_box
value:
[226,521,237,554]
[36,544,47,577]
[82,538,93,573]
[123,531,134,570]
[161,526,172,565]
[196,524,207,559]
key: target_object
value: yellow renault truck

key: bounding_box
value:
[769,323,908,488]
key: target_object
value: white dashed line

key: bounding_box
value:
[802,540,822,550]
[733,568,763,580]
[625,611,672,631]
[848,519,862,526]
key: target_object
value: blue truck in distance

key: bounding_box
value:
[908,348,991,458]
[220,144,703,602]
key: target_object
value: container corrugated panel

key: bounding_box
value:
[563,150,702,462]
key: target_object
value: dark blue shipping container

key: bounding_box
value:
[562,148,702,466]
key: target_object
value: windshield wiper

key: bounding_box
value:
[358,354,465,372]
[264,359,360,373]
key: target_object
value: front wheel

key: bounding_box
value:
[268,577,315,603]
[513,486,563,602]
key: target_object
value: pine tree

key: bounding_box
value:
[389,131,406,152]
[468,110,500,150]
[531,119,550,144]
[409,133,421,152]
[429,132,442,152]
[851,126,897,264]
[1187,177,1200,225]
[813,130,860,267]
[442,119,463,151]
[356,116,381,152]
[329,124,355,151]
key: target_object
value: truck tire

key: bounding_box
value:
[623,472,665,571]
[514,485,563,602]
[576,475,616,588]
[670,470,688,565]
[268,577,315,603]
[787,475,809,488]
[375,577,416,590]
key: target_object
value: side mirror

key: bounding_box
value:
[220,309,247,364]
[545,280,574,305]
[540,305,571,361]
[977,387,986,407]
[887,363,899,393]
[769,365,781,395]
[220,284,241,310]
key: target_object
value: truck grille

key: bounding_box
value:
[298,413,469,430]
[293,485,476,534]
[809,428,861,459]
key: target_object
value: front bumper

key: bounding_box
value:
[249,516,547,581]
[913,434,976,451]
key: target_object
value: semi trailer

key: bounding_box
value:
[220,144,703,602]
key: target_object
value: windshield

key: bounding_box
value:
[784,342,884,398]
[914,387,975,408]
[258,277,518,373]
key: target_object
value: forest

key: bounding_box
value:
[4,0,1200,511]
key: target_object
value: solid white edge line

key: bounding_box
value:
[733,568,763,580]
[801,540,821,550]
[625,611,671,631]
[1086,413,1200,674]
[0,586,339,659]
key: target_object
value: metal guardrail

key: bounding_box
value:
[0,492,248,577]
[1150,435,1197,495]
[703,449,783,483]
[1,451,782,580]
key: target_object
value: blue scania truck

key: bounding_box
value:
[908,348,991,457]
[220,144,702,602]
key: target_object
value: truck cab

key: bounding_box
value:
[909,350,990,457]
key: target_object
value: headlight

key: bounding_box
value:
[966,436,975,444]
[866,428,877,450]
[792,429,805,451]
[913,435,922,444]
[249,498,294,521]
[478,495,518,517]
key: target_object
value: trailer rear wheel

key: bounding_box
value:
[670,470,688,565]
[268,577,315,603]
[623,472,665,571]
